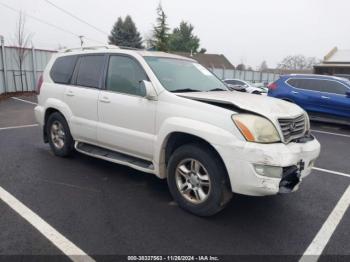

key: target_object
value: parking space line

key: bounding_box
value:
[313,167,350,179]
[11,97,38,105]
[300,185,350,261]
[311,129,350,138]
[0,186,95,262]
[0,124,39,131]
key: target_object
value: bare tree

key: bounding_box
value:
[13,12,32,92]
[259,60,269,72]
[277,55,320,70]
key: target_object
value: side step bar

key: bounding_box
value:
[75,142,155,174]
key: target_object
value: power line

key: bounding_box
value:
[43,0,109,36]
[0,1,105,45]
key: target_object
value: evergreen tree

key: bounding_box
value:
[168,21,200,53]
[152,3,170,51]
[108,15,143,48]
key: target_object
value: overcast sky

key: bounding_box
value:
[0,0,349,68]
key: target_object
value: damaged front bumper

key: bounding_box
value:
[214,135,321,196]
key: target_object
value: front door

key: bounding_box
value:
[316,79,350,118]
[97,55,157,160]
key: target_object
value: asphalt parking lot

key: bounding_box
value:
[0,96,349,261]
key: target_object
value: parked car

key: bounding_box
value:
[334,74,350,81]
[223,79,265,94]
[268,74,350,125]
[35,46,320,216]
[252,82,269,93]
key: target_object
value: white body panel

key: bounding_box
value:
[63,85,99,143]
[97,90,156,159]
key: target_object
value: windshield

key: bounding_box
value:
[144,57,228,92]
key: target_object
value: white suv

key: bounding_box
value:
[35,46,321,216]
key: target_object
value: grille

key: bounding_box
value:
[278,114,306,143]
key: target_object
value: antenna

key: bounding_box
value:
[78,35,84,47]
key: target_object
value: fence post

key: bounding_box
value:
[31,46,37,92]
[0,36,8,94]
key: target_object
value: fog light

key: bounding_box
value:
[254,164,283,178]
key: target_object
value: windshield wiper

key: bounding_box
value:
[171,88,201,93]
[207,88,227,92]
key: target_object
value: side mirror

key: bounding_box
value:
[140,80,157,100]
[346,91,350,98]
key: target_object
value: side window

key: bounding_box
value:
[288,78,320,92]
[287,78,303,89]
[50,55,77,84]
[300,79,319,91]
[225,80,242,85]
[76,55,105,88]
[106,56,148,96]
[319,80,348,95]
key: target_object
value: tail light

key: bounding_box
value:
[36,75,43,95]
[268,82,277,90]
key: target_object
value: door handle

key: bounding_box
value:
[99,96,111,103]
[291,91,299,94]
[321,96,330,99]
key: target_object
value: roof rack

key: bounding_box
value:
[117,46,142,50]
[60,45,120,53]
[60,45,144,53]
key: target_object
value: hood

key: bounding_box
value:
[177,91,304,119]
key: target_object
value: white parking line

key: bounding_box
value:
[0,124,38,131]
[300,185,350,261]
[11,96,38,105]
[313,167,350,179]
[312,129,350,138]
[0,186,95,262]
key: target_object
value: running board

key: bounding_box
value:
[75,142,155,173]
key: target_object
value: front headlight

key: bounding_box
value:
[232,114,281,143]
[304,113,311,134]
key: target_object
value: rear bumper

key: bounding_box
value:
[34,105,47,142]
[34,105,45,127]
[214,136,321,196]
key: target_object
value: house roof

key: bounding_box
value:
[172,52,235,69]
[323,47,350,63]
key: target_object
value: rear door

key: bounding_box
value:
[64,54,106,143]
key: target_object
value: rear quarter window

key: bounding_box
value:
[50,55,78,84]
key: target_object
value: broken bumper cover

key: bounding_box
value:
[214,136,321,196]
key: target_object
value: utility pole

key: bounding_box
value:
[0,35,8,94]
[31,42,37,91]
[79,35,84,47]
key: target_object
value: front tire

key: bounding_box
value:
[46,112,74,157]
[167,144,232,216]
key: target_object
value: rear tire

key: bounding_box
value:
[46,112,74,157]
[167,143,232,216]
